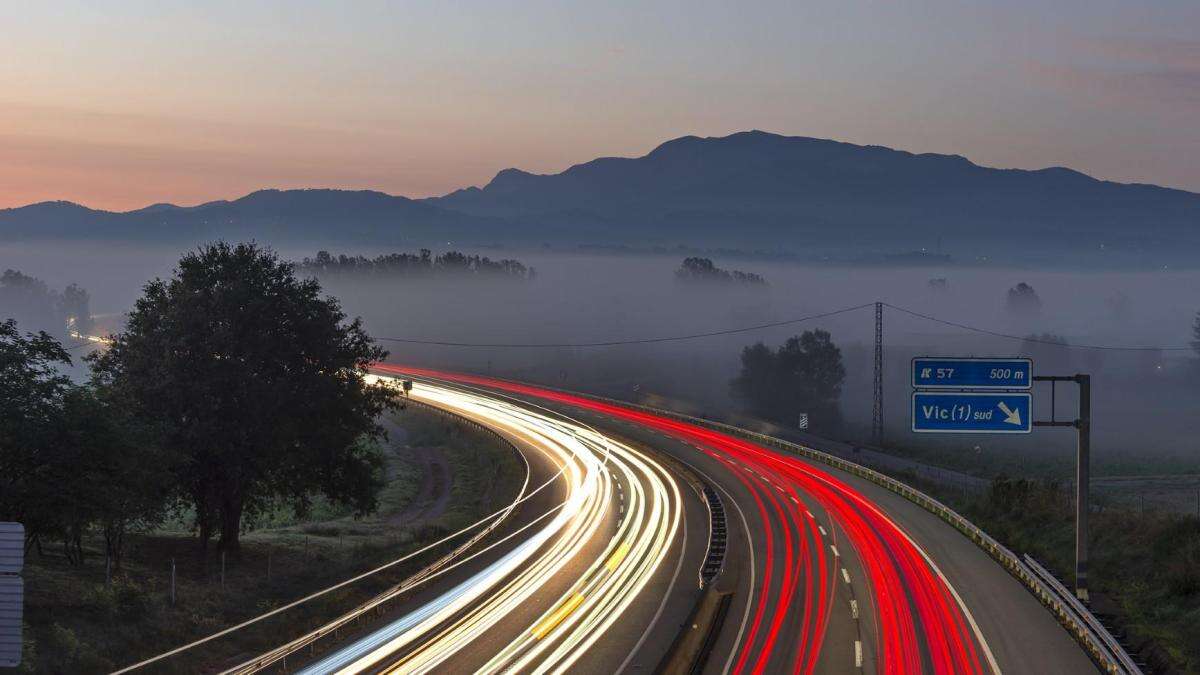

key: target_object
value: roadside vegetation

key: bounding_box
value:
[14,405,524,673]
[0,241,522,672]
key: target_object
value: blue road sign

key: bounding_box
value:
[912,357,1032,390]
[912,392,1032,434]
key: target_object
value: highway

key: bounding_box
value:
[369,365,1100,674]
[285,376,693,674]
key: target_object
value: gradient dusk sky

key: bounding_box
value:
[3,0,1198,211]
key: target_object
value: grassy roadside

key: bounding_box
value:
[16,406,524,673]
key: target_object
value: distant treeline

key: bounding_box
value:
[675,257,766,285]
[299,249,535,280]
[0,269,92,337]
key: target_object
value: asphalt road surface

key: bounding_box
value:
[372,366,1098,675]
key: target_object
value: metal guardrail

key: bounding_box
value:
[698,485,726,589]
[1024,555,1143,674]
[224,398,524,674]
[385,373,1141,673]
[547,389,1141,675]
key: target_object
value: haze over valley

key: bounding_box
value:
[7,239,1199,478]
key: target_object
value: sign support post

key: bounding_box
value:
[1034,374,1091,602]
[911,358,1094,601]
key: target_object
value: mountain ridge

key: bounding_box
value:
[422,130,1200,259]
[0,188,501,245]
[4,131,1198,263]
[448,130,1191,201]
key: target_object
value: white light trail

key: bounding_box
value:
[299,376,681,674]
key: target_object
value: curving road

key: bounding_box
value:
[289,376,692,674]
[371,365,1099,675]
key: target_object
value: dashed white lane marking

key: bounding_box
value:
[830,545,840,557]
[855,640,863,668]
[842,568,851,584]
[818,525,827,537]
[850,598,859,619]
[789,496,799,504]
[805,510,815,518]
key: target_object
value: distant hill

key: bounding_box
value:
[428,130,1200,261]
[0,189,499,246]
[4,131,1199,264]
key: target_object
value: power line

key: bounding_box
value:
[374,303,877,348]
[67,301,1195,353]
[882,302,1194,352]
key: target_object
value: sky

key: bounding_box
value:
[2,0,1198,211]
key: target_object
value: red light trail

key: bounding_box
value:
[376,365,996,674]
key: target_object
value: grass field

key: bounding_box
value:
[15,406,525,673]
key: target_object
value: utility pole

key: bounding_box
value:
[1034,373,1091,601]
[872,302,884,445]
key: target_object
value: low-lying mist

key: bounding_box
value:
[4,239,1199,474]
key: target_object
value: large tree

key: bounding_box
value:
[730,329,846,431]
[0,319,73,548]
[50,386,172,567]
[0,320,169,563]
[89,242,399,553]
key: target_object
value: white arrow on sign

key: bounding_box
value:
[997,401,1022,426]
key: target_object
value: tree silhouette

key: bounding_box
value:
[1005,282,1042,316]
[675,257,766,285]
[299,249,533,279]
[89,242,400,554]
[0,320,72,549]
[0,321,172,564]
[730,330,845,430]
[0,269,91,338]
